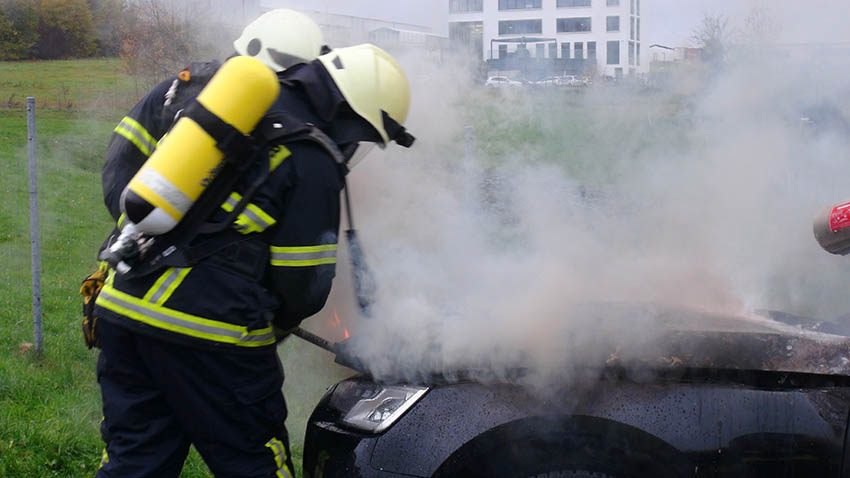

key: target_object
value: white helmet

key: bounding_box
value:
[233,9,326,72]
[317,44,412,146]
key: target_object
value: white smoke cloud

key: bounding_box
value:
[332,23,850,385]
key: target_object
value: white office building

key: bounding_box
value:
[449,0,644,78]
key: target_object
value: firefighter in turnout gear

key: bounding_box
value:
[90,8,414,476]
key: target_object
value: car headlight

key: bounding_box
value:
[328,379,428,433]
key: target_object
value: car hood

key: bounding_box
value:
[348,303,850,384]
[601,304,850,377]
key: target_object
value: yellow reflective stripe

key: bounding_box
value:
[269,145,291,171]
[270,244,337,267]
[142,267,191,306]
[96,284,275,347]
[265,437,293,478]
[234,203,276,234]
[221,192,242,212]
[222,192,276,234]
[113,116,158,156]
[117,213,127,230]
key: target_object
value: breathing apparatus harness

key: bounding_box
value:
[87,64,415,347]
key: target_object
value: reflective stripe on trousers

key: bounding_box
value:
[266,437,293,478]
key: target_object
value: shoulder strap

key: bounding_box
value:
[125,111,352,278]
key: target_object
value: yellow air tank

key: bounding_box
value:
[121,56,280,235]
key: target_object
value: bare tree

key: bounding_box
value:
[742,4,782,45]
[120,0,220,92]
[691,13,731,68]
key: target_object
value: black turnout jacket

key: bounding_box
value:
[94,61,344,351]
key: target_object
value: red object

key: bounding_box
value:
[829,202,850,232]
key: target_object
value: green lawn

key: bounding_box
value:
[0,58,139,114]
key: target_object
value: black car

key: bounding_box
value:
[303,305,850,478]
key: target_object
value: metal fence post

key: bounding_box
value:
[27,96,43,356]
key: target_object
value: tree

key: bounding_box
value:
[120,0,218,91]
[37,0,97,59]
[87,0,129,56]
[691,13,732,68]
[742,4,781,45]
[0,0,38,59]
[0,11,16,59]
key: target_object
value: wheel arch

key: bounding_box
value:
[431,414,693,478]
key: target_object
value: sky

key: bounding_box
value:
[266,0,850,48]
[647,0,850,47]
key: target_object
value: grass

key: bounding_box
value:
[459,85,692,186]
[0,58,139,114]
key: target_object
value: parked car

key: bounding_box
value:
[485,76,524,88]
[303,304,850,477]
[559,75,591,87]
[533,76,563,87]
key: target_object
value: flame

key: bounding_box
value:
[330,309,351,341]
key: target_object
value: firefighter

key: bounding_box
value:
[102,8,327,220]
[89,17,414,478]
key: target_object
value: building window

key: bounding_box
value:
[561,42,570,59]
[615,67,623,77]
[549,42,557,58]
[628,41,634,65]
[450,0,483,12]
[499,19,543,35]
[499,0,542,10]
[637,0,640,15]
[630,0,634,14]
[637,18,640,40]
[606,16,619,31]
[498,44,508,58]
[557,0,591,7]
[630,16,634,39]
[587,41,597,59]
[607,40,619,64]
[636,43,640,65]
[536,43,545,57]
[450,21,484,55]
[606,0,619,5]
[556,17,592,33]
[574,42,584,59]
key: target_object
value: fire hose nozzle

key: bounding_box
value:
[291,327,366,372]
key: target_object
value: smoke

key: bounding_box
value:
[334,14,850,386]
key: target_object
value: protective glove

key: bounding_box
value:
[80,263,108,349]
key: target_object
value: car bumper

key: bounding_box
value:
[303,419,413,478]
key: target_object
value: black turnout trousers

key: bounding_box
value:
[95,319,294,478]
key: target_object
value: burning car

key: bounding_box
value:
[302,304,850,478]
